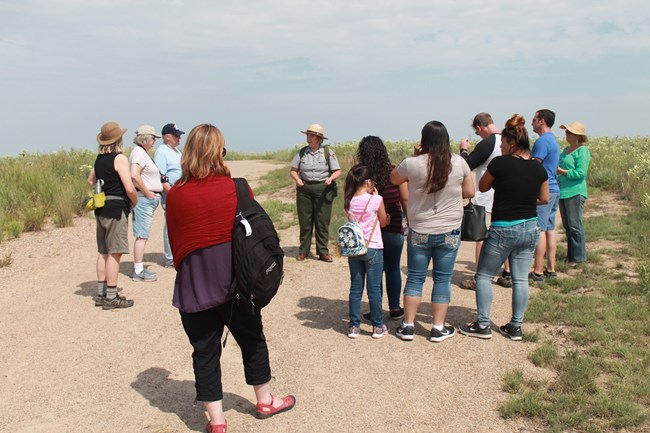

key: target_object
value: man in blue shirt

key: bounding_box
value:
[530,109,560,281]
[155,123,184,268]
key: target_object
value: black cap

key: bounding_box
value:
[161,123,185,136]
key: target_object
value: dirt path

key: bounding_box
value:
[0,160,547,433]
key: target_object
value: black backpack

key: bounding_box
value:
[230,178,284,313]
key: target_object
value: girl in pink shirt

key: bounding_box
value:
[343,165,388,339]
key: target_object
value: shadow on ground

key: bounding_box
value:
[131,367,254,432]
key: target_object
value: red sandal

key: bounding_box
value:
[255,394,296,419]
[206,421,227,433]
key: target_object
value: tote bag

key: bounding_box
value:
[461,200,488,241]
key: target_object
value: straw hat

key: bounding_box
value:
[559,121,586,136]
[301,123,328,140]
[97,121,127,145]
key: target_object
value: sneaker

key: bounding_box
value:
[459,321,492,339]
[102,294,134,310]
[362,312,374,322]
[93,295,105,307]
[496,274,512,288]
[132,269,157,282]
[543,269,557,279]
[498,323,523,341]
[164,260,174,268]
[389,308,405,320]
[372,324,388,339]
[429,325,456,342]
[396,323,415,341]
[528,271,545,282]
[347,325,360,339]
[460,278,476,290]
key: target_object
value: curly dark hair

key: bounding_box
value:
[355,136,392,192]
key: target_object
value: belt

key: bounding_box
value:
[302,180,327,185]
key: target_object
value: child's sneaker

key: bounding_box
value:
[459,321,492,339]
[528,271,545,282]
[429,325,456,342]
[372,324,388,339]
[347,325,360,339]
[396,322,415,341]
[498,323,523,341]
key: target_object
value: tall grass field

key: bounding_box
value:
[1,136,650,431]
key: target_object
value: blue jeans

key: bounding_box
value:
[475,220,540,328]
[381,231,404,310]
[403,228,461,303]
[348,248,384,328]
[559,195,586,263]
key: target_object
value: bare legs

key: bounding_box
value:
[96,253,122,286]
[533,229,557,274]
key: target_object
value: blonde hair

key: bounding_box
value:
[179,124,230,183]
[98,138,124,155]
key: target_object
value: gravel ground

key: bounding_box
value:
[0,160,550,433]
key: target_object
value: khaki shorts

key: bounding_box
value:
[96,215,129,254]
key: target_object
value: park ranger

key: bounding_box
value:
[290,123,341,262]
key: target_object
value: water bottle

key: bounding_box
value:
[94,179,104,194]
[93,179,105,208]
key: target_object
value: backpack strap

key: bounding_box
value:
[298,145,331,173]
[233,178,254,235]
[346,194,373,224]
[365,216,379,246]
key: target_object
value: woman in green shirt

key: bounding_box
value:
[557,121,591,265]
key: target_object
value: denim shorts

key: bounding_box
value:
[536,192,559,231]
[132,194,159,238]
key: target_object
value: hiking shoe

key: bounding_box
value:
[460,278,476,290]
[389,307,405,320]
[429,325,456,342]
[396,323,415,341]
[93,295,105,307]
[543,269,557,279]
[498,323,523,341]
[347,325,360,339]
[528,271,545,282]
[496,274,512,288]
[102,294,134,310]
[132,269,157,282]
[459,321,492,339]
[372,324,388,339]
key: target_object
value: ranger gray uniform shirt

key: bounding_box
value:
[291,146,341,182]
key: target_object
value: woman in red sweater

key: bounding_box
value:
[166,124,295,433]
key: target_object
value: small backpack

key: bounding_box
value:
[231,178,285,313]
[337,195,378,257]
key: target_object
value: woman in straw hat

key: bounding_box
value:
[166,124,295,433]
[557,121,591,265]
[87,121,139,309]
[290,123,341,262]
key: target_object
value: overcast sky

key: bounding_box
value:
[1,0,649,157]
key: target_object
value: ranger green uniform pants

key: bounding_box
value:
[296,181,336,256]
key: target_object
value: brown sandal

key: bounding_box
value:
[256,394,296,419]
